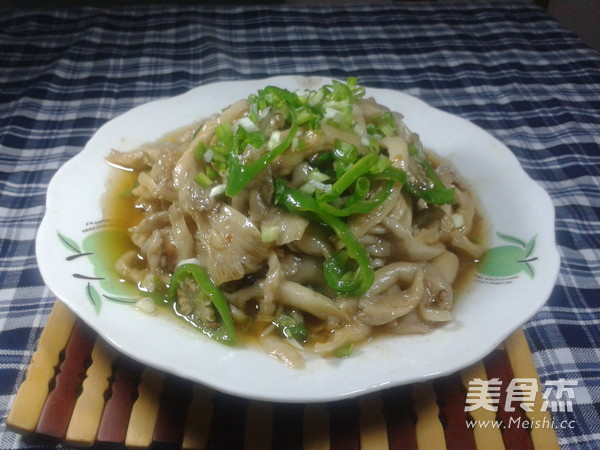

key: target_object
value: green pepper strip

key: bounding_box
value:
[274,312,308,343]
[167,263,237,346]
[404,144,455,205]
[404,180,455,205]
[316,179,394,217]
[417,157,456,204]
[274,180,374,297]
[314,152,388,217]
[225,118,298,198]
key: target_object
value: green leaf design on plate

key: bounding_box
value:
[58,231,82,254]
[82,229,139,298]
[60,228,141,314]
[86,283,102,315]
[495,232,526,248]
[522,262,535,279]
[524,235,537,259]
[103,295,138,305]
[478,233,538,279]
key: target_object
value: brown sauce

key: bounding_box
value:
[102,166,145,230]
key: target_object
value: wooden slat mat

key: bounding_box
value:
[7,301,559,449]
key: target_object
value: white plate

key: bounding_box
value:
[37,76,560,403]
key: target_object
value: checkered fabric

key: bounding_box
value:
[0,2,598,448]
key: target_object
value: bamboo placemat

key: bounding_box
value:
[7,301,559,449]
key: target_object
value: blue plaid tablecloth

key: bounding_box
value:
[1,2,599,448]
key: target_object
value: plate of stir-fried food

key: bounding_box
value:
[37,77,559,402]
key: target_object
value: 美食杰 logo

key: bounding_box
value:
[464,377,578,430]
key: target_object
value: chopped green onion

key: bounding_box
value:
[209,184,226,197]
[334,342,355,358]
[273,311,308,343]
[261,226,280,243]
[307,169,330,183]
[194,142,207,160]
[195,172,213,188]
[330,152,379,195]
